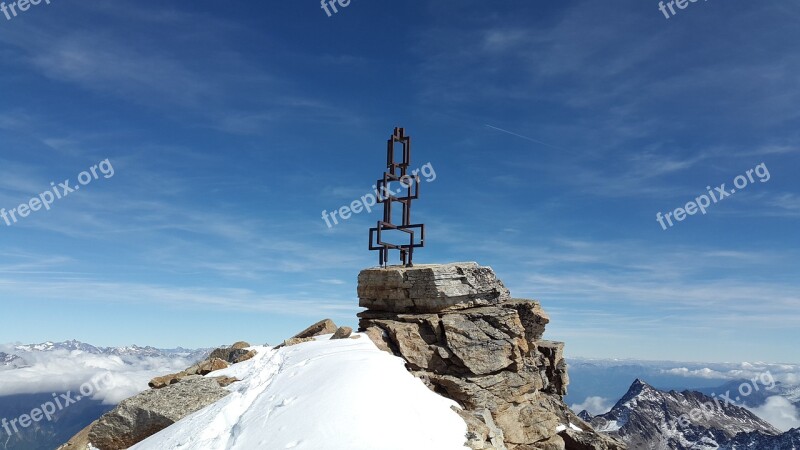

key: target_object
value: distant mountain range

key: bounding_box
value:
[1,339,209,370]
[0,340,210,450]
[580,379,799,449]
[3,343,798,450]
[0,352,24,369]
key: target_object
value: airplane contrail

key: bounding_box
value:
[484,124,564,151]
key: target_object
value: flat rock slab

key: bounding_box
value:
[87,376,231,449]
[358,262,511,313]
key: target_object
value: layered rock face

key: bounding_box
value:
[359,262,624,450]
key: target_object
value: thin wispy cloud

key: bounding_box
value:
[0,0,797,363]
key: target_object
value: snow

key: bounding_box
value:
[597,420,621,432]
[130,334,469,450]
[556,423,583,432]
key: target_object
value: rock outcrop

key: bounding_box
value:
[87,376,231,449]
[582,379,783,450]
[59,342,253,450]
[359,262,625,450]
[276,319,339,348]
[331,326,353,339]
[148,342,254,389]
[291,319,338,339]
[358,262,511,313]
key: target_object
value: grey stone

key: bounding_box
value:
[87,376,230,449]
[358,262,511,313]
[196,357,229,375]
[537,341,569,396]
[331,326,353,339]
[503,299,550,342]
[357,262,624,450]
[291,319,338,339]
[363,326,394,353]
[560,426,627,450]
[232,349,257,363]
[368,319,444,371]
[441,308,527,375]
[281,337,315,347]
[208,344,254,365]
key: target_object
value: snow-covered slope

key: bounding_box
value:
[131,334,469,450]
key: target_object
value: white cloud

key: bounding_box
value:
[746,396,800,432]
[570,396,612,415]
[663,367,728,379]
[660,363,800,386]
[0,349,198,404]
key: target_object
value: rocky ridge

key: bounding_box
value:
[58,341,259,450]
[359,262,625,450]
[9,340,209,360]
[58,322,354,450]
[0,351,24,367]
[581,379,782,449]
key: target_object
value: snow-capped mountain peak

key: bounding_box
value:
[584,379,782,449]
[6,340,209,360]
[0,351,25,368]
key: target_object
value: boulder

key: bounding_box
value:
[358,262,511,313]
[232,349,257,363]
[331,326,353,339]
[291,319,338,339]
[148,373,183,389]
[208,344,255,365]
[197,358,229,375]
[86,376,230,449]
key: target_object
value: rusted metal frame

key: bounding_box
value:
[369,127,425,267]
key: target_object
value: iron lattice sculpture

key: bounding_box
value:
[369,127,425,267]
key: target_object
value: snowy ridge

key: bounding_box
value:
[0,351,25,368]
[582,379,782,450]
[130,335,469,450]
[8,340,209,360]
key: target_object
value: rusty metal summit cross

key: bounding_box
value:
[369,127,425,268]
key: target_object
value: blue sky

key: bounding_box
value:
[0,0,797,362]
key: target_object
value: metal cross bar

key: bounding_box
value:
[368,127,425,267]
